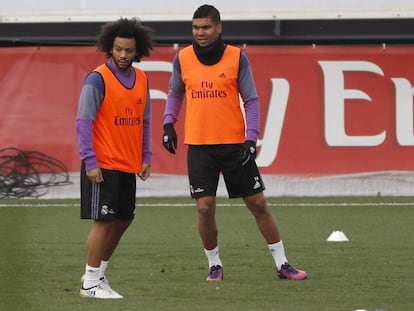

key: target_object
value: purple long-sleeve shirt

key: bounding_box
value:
[76,61,152,171]
[163,48,260,142]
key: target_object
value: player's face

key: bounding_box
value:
[192,17,222,48]
[110,37,137,72]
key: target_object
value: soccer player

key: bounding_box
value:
[76,18,154,298]
[162,4,307,281]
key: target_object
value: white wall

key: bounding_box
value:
[1,0,414,22]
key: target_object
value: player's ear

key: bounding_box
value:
[217,23,222,34]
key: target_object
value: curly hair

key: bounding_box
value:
[96,17,154,62]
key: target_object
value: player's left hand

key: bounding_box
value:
[241,140,257,166]
[138,163,151,181]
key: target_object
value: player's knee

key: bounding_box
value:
[245,193,265,207]
[245,195,269,216]
[197,201,216,219]
[197,204,214,216]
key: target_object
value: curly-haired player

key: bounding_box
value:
[76,18,153,299]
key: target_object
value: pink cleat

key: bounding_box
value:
[278,263,307,280]
[206,265,223,282]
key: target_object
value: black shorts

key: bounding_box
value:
[187,144,265,199]
[80,162,136,220]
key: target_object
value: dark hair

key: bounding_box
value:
[192,4,221,24]
[96,17,154,62]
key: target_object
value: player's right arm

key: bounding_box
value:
[164,54,185,124]
[76,72,104,180]
[162,54,185,154]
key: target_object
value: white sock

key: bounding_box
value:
[204,246,223,268]
[83,264,100,289]
[99,260,109,280]
[268,240,288,270]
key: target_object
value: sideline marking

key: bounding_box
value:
[1,202,414,208]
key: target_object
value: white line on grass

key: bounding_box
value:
[1,202,414,208]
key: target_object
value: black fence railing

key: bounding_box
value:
[1,18,414,47]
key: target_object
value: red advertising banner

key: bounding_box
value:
[1,45,413,176]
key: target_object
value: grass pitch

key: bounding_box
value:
[0,196,413,311]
